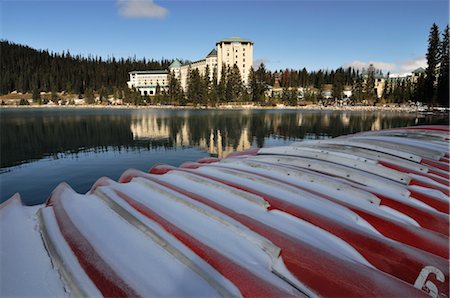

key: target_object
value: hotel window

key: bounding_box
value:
[236,50,238,53]
[243,59,245,62]
[243,64,245,68]
[227,53,229,56]
[243,53,245,57]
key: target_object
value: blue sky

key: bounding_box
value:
[1,0,448,73]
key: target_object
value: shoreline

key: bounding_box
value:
[0,104,447,113]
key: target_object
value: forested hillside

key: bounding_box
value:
[0,40,172,95]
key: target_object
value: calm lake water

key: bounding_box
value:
[1,107,448,205]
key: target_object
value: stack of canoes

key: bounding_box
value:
[1,125,449,297]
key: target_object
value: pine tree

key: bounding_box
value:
[202,65,211,105]
[223,64,243,102]
[413,74,426,103]
[425,23,441,104]
[382,77,390,102]
[51,90,59,104]
[32,88,41,104]
[167,71,183,103]
[437,25,449,106]
[186,68,203,104]
[218,63,227,102]
[332,70,343,100]
[84,88,95,104]
[364,64,376,103]
[353,76,364,102]
[248,67,258,101]
[210,67,219,106]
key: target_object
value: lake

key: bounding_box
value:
[1,107,448,205]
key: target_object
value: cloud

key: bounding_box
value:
[343,60,396,72]
[343,57,427,75]
[253,58,282,69]
[117,0,168,19]
[253,58,270,68]
[398,57,426,73]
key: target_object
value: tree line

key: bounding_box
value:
[0,40,173,96]
[421,23,449,106]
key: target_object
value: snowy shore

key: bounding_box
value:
[1,104,444,113]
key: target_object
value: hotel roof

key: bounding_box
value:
[206,49,217,58]
[412,67,426,74]
[129,70,168,74]
[216,37,253,44]
[169,60,182,69]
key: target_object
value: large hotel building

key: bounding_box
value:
[127,37,254,96]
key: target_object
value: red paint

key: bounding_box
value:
[409,178,450,197]
[428,168,450,179]
[403,125,450,132]
[49,186,138,297]
[439,157,450,164]
[421,158,450,172]
[197,157,221,164]
[149,164,175,175]
[112,189,301,298]
[179,162,201,169]
[145,165,449,293]
[119,171,427,297]
[204,164,450,244]
[408,189,450,215]
[225,148,260,158]
[374,192,449,236]
[248,163,449,236]
[378,161,449,187]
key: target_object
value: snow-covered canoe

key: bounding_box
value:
[1,125,449,297]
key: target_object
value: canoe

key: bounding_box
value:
[1,125,449,297]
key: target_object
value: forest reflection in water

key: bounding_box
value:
[2,108,447,168]
[1,107,448,205]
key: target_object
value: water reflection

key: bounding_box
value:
[1,108,448,169]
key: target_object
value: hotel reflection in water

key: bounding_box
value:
[128,112,406,158]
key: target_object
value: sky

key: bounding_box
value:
[0,0,448,74]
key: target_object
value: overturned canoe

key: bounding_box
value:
[1,125,449,297]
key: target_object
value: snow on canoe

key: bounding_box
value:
[1,125,449,297]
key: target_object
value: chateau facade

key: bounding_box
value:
[127,37,253,96]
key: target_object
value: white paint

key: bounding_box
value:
[413,266,445,297]
[0,196,68,297]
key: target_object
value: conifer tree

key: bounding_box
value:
[218,63,227,102]
[210,67,219,106]
[332,70,343,100]
[167,71,183,103]
[413,74,426,102]
[364,64,376,103]
[382,77,390,102]
[437,25,449,106]
[51,90,58,104]
[32,88,41,104]
[425,23,441,104]
[202,65,211,105]
[248,67,258,101]
[84,88,95,104]
[353,76,364,102]
[228,64,243,101]
[186,68,203,104]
